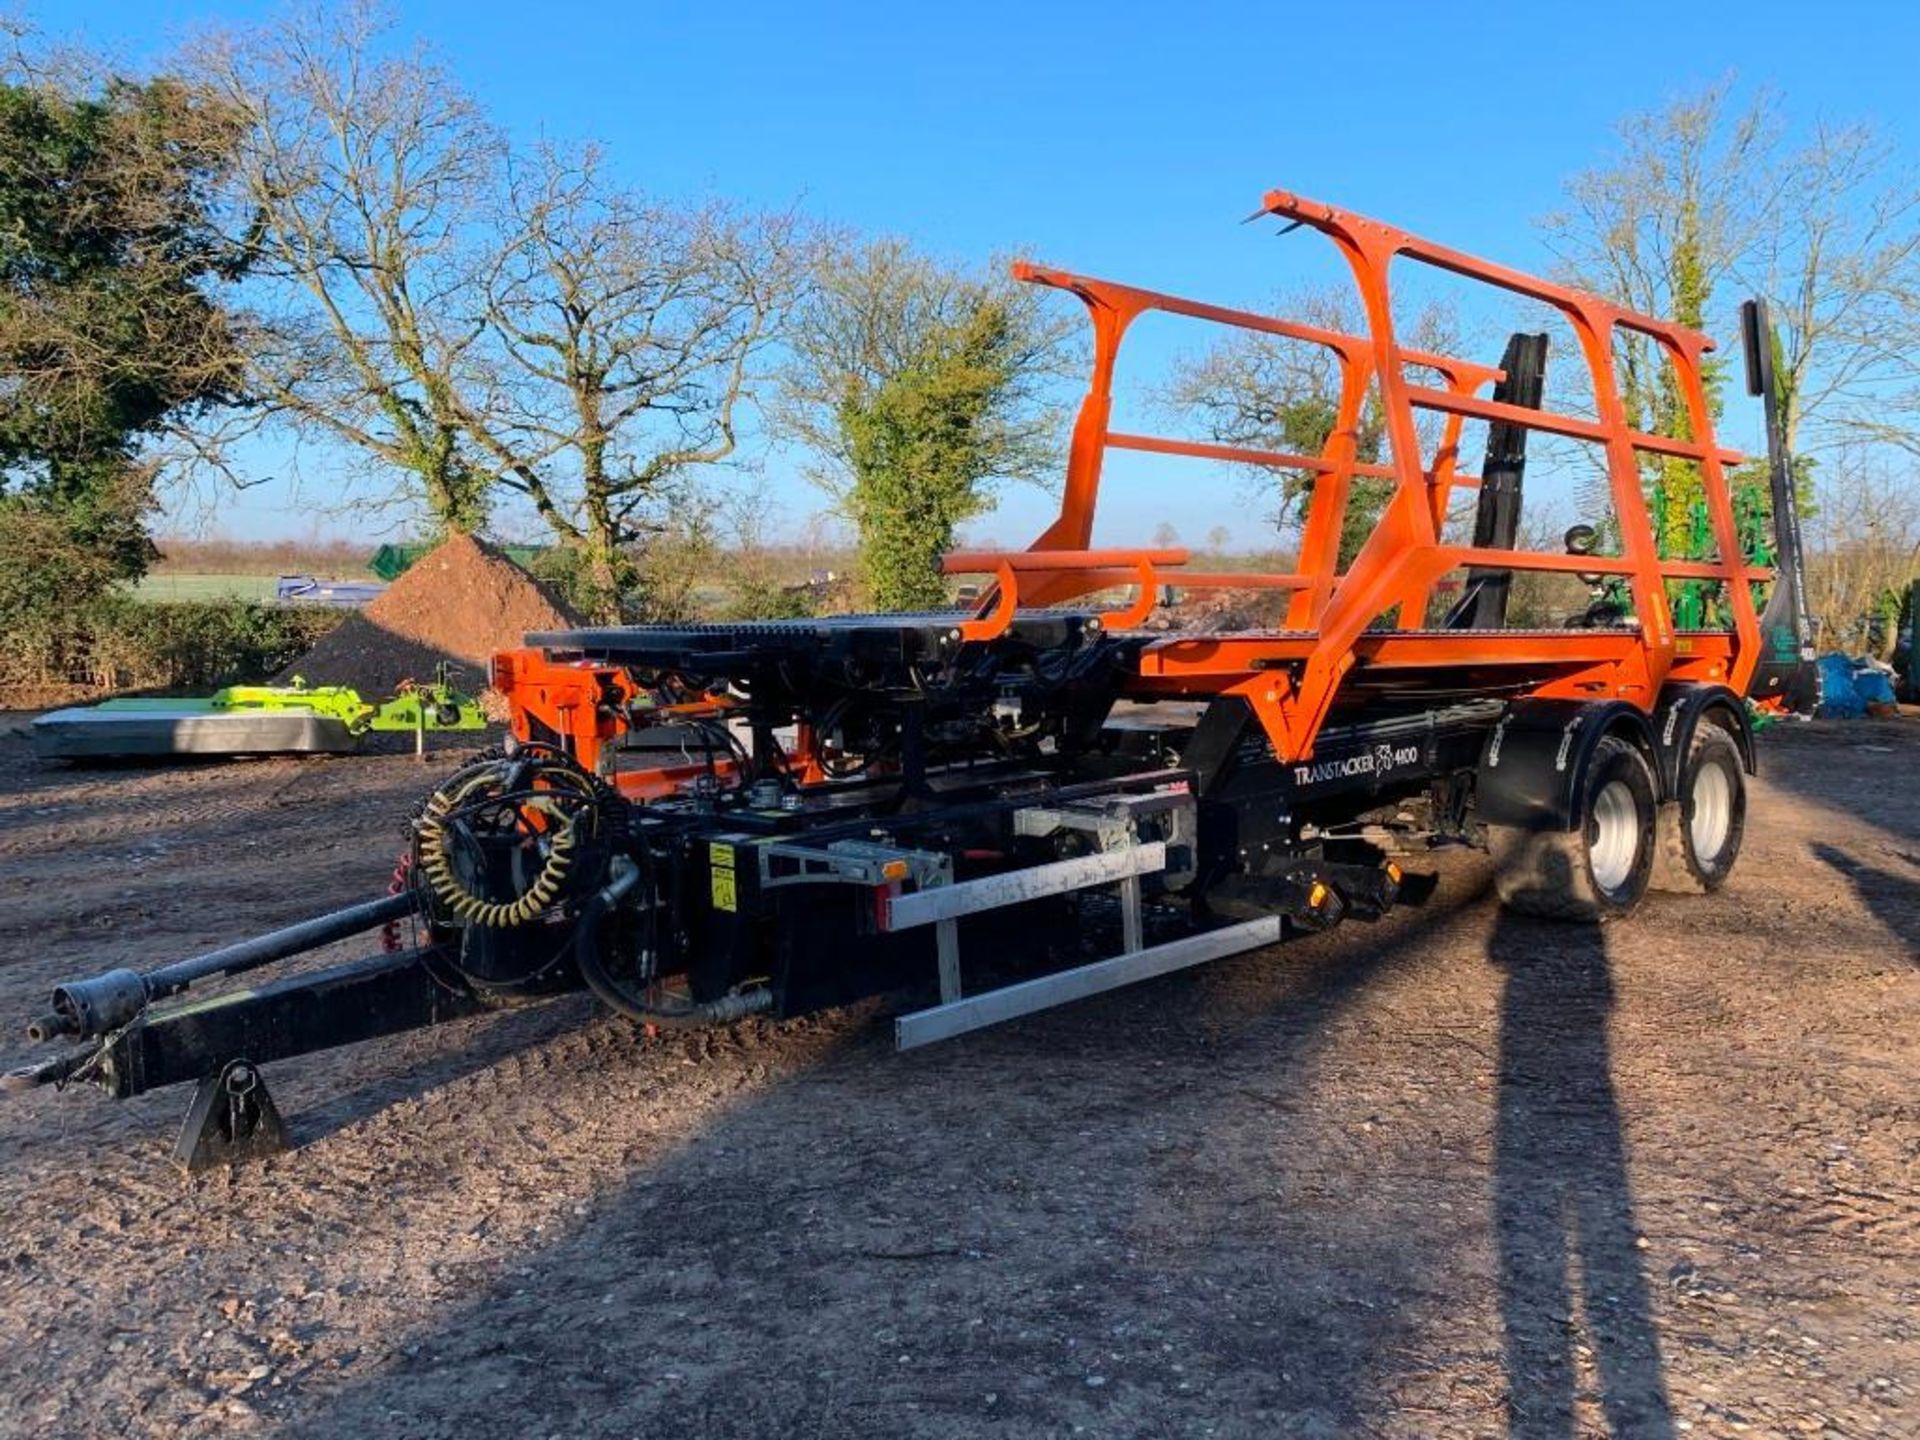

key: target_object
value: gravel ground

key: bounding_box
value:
[0,717,1914,1439]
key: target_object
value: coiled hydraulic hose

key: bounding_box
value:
[414,766,586,928]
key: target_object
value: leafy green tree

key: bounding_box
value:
[779,239,1077,610]
[0,58,248,618]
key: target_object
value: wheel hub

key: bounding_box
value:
[1589,778,1640,893]
[1689,760,1733,865]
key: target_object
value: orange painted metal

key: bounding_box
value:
[944,548,1190,572]
[954,560,1020,642]
[610,758,741,802]
[488,195,1767,782]
[1160,572,1312,591]
[492,648,640,774]
[979,192,1763,763]
[496,647,742,796]
[944,548,1191,634]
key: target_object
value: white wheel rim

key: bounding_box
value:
[1690,761,1733,866]
[1589,779,1640,893]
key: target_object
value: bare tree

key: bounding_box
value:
[186,3,501,532]
[1802,447,1920,657]
[458,144,806,618]
[1749,121,1920,455]
[1541,82,1920,455]
[1541,82,1920,654]
[1542,86,1771,415]
[1535,86,1784,556]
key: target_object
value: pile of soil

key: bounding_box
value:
[278,534,583,699]
[1147,586,1293,634]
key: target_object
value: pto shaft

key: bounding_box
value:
[27,892,418,1041]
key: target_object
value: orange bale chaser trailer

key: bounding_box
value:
[14,192,1813,1164]
[932,188,1804,920]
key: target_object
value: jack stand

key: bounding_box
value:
[173,1059,288,1173]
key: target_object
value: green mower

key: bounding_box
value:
[31,667,486,761]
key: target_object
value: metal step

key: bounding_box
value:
[894,916,1280,1049]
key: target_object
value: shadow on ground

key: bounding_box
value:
[1810,843,1920,960]
[1492,909,1674,1438]
[1752,721,1920,843]
[253,862,1677,1439]
[294,995,600,1146]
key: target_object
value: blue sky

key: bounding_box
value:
[31,0,1920,548]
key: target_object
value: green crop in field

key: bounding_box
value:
[130,574,284,603]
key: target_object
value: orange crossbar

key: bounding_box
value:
[944,548,1184,635]
[1401,386,1744,467]
[1166,572,1312,590]
[1135,628,1739,686]
[1106,431,1483,489]
[944,548,1188,573]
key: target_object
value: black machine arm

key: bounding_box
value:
[25,893,419,1042]
[1446,331,1551,631]
[1741,296,1818,710]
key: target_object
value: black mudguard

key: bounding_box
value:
[1648,682,1756,798]
[1474,699,1658,833]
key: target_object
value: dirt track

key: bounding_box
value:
[0,718,1915,1439]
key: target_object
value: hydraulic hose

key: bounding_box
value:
[414,777,580,929]
[572,859,772,1029]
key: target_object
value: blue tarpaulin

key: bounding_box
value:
[1816,652,1898,718]
[1856,667,1897,709]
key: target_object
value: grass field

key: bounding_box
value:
[131,573,288,603]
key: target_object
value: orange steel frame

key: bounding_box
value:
[945,189,1769,764]
[493,646,750,797]
[494,648,834,794]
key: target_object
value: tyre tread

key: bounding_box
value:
[1649,722,1745,894]
[1489,733,1654,923]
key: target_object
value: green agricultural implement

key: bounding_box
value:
[31,669,486,761]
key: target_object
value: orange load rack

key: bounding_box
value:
[945,188,1769,765]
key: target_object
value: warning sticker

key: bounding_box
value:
[709,841,737,913]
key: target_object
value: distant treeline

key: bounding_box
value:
[152,537,379,578]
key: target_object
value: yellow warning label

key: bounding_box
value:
[709,842,737,912]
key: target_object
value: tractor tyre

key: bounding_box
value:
[1650,722,1746,894]
[1490,734,1657,923]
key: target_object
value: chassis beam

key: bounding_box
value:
[71,947,493,1101]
